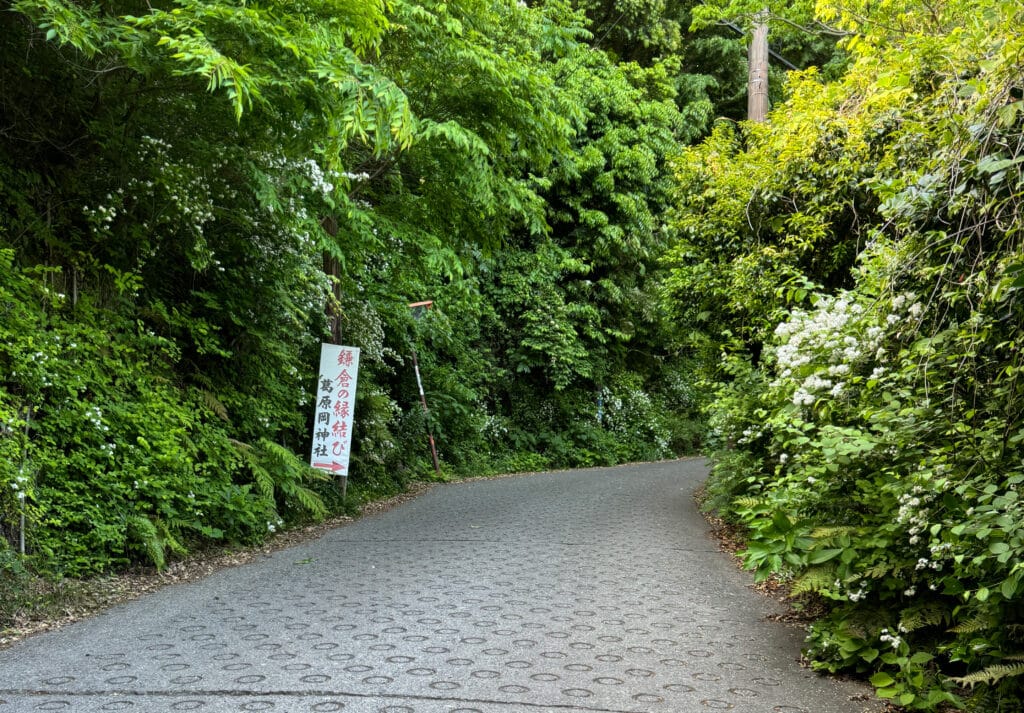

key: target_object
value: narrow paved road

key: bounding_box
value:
[0,459,883,712]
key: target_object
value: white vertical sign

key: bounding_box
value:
[310,344,360,477]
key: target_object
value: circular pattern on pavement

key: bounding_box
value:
[0,462,882,713]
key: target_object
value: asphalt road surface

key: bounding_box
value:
[0,459,884,712]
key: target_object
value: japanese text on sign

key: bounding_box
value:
[310,344,360,476]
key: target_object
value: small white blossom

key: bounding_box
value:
[879,628,902,649]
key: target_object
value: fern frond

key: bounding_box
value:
[860,563,892,579]
[810,526,857,539]
[257,439,328,483]
[733,496,763,509]
[950,613,995,634]
[899,601,949,633]
[305,465,329,483]
[126,514,166,571]
[251,463,274,499]
[200,390,230,423]
[950,663,1024,688]
[256,438,295,468]
[791,565,837,595]
[285,483,327,518]
[230,438,275,498]
[158,520,187,557]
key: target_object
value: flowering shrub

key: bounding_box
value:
[713,232,1024,709]
[598,374,674,461]
[681,2,1024,709]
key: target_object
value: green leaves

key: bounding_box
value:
[870,671,895,688]
[12,0,118,56]
[685,0,1024,708]
[18,0,412,149]
[807,547,844,564]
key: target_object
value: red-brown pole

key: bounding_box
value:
[409,301,441,475]
[411,348,441,475]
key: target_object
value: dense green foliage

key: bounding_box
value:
[672,0,1024,708]
[8,0,1023,708]
[0,0,706,584]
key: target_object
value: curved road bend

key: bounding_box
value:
[0,459,884,713]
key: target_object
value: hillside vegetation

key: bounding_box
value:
[3,0,1024,709]
[676,1,1024,709]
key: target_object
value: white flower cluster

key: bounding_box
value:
[896,485,931,544]
[262,152,345,212]
[891,292,924,318]
[838,579,869,602]
[913,541,953,573]
[338,299,388,365]
[597,384,669,453]
[598,386,624,415]
[481,414,510,439]
[26,350,54,387]
[9,472,30,501]
[83,197,118,226]
[737,425,764,444]
[773,295,875,407]
[771,289,926,409]
[879,628,903,649]
[302,159,334,198]
[266,517,284,533]
[128,135,219,239]
[914,556,943,571]
[912,537,952,572]
[86,405,109,432]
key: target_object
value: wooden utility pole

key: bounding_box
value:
[748,10,770,122]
